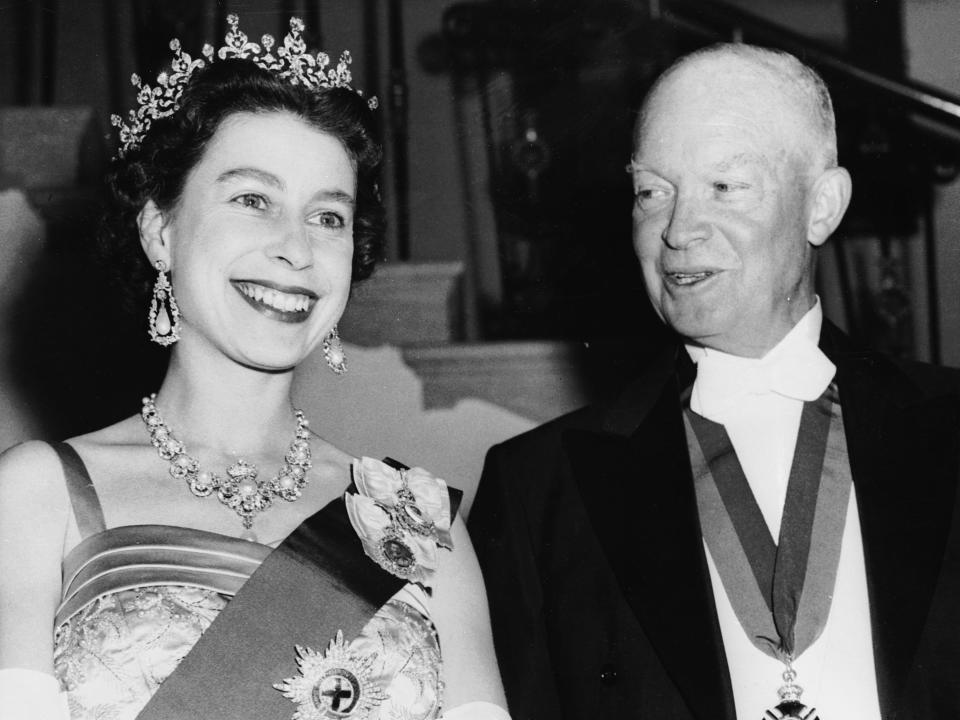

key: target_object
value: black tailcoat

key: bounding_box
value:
[469,324,960,720]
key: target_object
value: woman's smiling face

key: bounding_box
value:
[147,110,357,371]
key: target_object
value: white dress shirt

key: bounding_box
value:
[687,301,882,719]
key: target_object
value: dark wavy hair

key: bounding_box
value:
[100,58,385,313]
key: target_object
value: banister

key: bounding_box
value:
[661,0,960,131]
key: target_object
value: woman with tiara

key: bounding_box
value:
[0,15,508,720]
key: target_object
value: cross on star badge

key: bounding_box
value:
[275,631,388,719]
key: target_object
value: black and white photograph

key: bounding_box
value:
[1,1,960,718]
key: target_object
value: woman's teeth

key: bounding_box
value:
[237,282,312,312]
[671,271,712,285]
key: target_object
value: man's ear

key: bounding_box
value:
[807,167,852,248]
[138,200,172,267]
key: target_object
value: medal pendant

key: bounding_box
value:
[762,667,820,720]
[763,700,819,720]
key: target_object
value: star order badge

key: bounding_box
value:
[275,631,388,719]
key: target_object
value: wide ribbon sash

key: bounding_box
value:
[684,387,851,662]
[136,478,462,720]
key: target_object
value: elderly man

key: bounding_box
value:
[469,43,960,720]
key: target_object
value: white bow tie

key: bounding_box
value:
[691,342,836,423]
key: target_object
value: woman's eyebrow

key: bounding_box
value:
[216,167,284,189]
[215,169,355,205]
[312,189,355,206]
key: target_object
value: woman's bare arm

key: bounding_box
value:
[432,515,509,712]
[0,441,70,673]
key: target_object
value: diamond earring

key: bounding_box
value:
[323,326,347,375]
[149,260,181,346]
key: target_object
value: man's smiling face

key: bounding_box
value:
[631,55,820,358]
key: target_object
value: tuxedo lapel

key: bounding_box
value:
[562,344,735,720]
[823,325,960,717]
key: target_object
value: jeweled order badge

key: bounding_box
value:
[275,632,387,720]
[762,666,819,720]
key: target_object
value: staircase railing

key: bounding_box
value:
[657,0,960,137]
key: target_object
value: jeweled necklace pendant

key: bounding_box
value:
[141,393,312,542]
[763,667,820,720]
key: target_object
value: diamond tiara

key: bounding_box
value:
[110,14,378,157]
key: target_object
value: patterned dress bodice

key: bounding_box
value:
[54,572,441,720]
[50,444,451,720]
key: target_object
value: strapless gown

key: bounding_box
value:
[53,525,443,720]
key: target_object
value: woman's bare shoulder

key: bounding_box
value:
[0,442,71,573]
[0,440,79,560]
[0,414,144,522]
[67,414,147,453]
[0,440,66,497]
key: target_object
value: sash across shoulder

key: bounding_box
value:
[137,474,462,720]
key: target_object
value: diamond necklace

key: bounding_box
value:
[141,393,312,542]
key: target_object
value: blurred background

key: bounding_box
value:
[2,0,960,498]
